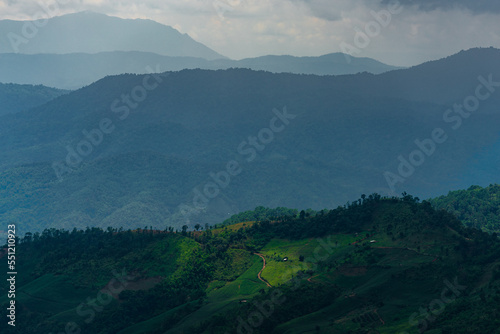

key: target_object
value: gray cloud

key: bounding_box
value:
[381,0,500,13]
[290,0,366,21]
[291,0,341,21]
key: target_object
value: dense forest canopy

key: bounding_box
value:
[431,184,500,233]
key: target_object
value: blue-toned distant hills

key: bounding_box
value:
[0,11,225,60]
[0,51,400,90]
[0,47,498,235]
[0,11,399,89]
[0,82,67,116]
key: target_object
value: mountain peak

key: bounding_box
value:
[0,12,226,60]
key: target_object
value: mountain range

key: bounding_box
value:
[0,11,224,60]
[0,47,499,237]
[0,51,400,90]
[0,11,399,89]
[1,7,499,334]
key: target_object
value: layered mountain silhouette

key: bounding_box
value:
[0,48,498,235]
[0,11,400,89]
[0,51,400,90]
[0,11,225,60]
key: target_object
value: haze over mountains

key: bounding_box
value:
[0,11,399,89]
[0,51,400,90]
[1,5,500,334]
[0,47,499,237]
[0,11,224,60]
[0,12,498,238]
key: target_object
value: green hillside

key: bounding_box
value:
[2,194,500,333]
[431,184,500,233]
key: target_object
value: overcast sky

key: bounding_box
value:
[1,0,499,66]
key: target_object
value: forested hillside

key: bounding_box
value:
[431,184,500,233]
[0,83,67,116]
[0,48,499,237]
[2,195,500,333]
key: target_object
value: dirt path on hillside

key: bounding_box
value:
[307,274,320,283]
[374,308,385,325]
[254,253,272,288]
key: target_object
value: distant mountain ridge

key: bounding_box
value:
[0,48,498,235]
[222,52,400,75]
[0,51,400,90]
[370,47,500,104]
[0,11,225,60]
